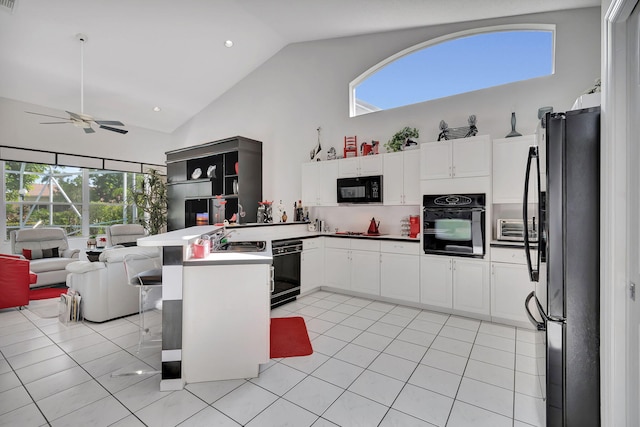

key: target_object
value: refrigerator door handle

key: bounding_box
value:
[525,291,546,331]
[523,146,540,282]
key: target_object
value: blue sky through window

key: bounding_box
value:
[354,30,553,112]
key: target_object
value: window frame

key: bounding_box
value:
[349,23,556,117]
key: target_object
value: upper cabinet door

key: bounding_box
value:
[383,152,404,205]
[492,135,537,203]
[319,161,339,206]
[338,157,359,177]
[452,135,491,178]
[402,150,421,205]
[359,155,383,176]
[420,141,452,180]
[338,156,383,177]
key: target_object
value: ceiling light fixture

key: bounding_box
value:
[153,106,161,112]
[224,40,234,48]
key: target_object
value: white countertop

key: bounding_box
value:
[137,225,223,247]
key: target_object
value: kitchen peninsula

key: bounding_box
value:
[138,225,273,390]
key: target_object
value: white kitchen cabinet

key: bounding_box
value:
[324,238,380,295]
[420,135,491,180]
[420,254,490,316]
[383,150,420,205]
[324,246,350,291]
[420,255,454,309]
[453,258,491,316]
[351,250,381,295]
[490,247,536,327]
[338,155,383,177]
[301,161,339,206]
[182,262,270,382]
[493,135,544,203]
[301,238,324,295]
[380,241,420,302]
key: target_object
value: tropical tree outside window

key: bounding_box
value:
[3,161,141,239]
[350,24,555,116]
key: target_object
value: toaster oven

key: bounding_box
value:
[497,219,538,242]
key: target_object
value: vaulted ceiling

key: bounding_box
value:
[0,0,599,133]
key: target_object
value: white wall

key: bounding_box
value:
[171,7,601,226]
[0,97,171,166]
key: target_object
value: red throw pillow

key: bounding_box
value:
[22,249,33,260]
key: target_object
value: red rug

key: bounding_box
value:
[29,286,68,301]
[270,316,313,358]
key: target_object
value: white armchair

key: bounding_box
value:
[66,246,161,322]
[10,227,80,288]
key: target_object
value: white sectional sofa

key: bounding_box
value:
[66,246,161,322]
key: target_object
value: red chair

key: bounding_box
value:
[0,254,37,309]
[344,136,358,158]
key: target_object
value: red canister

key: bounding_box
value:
[409,215,420,238]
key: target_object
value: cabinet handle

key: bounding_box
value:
[270,266,275,293]
[449,166,452,177]
[452,166,456,177]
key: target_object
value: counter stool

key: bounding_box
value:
[112,252,163,377]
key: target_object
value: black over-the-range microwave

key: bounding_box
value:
[336,175,383,204]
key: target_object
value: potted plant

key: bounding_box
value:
[385,127,420,152]
[131,168,167,235]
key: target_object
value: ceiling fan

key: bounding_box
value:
[26,33,128,135]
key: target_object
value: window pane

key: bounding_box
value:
[90,203,135,234]
[4,161,145,239]
[352,29,554,115]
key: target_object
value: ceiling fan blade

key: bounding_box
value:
[66,111,85,121]
[99,125,128,135]
[95,120,125,126]
[83,127,96,134]
[40,121,72,124]
[25,111,70,120]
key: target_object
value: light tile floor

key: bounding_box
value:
[0,291,546,426]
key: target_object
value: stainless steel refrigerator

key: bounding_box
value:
[523,106,601,427]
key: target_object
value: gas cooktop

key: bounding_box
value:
[334,231,385,237]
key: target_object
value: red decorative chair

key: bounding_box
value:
[344,136,358,158]
[0,254,37,309]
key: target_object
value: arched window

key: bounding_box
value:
[350,24,555,117]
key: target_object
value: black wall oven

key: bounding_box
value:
[423,193,486,258]
[271,239,302,308]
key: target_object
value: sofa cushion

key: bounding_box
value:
[66,260,105,274]
[98,246,159,264]
[12,227,70,253]
[22,247,59,260]
[29,257,77,274]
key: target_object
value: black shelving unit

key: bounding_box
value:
[166,136,262,231]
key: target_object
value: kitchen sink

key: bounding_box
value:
[215,240,267,252]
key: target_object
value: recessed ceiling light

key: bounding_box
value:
[224,40,234,48]
[153,106,161,112]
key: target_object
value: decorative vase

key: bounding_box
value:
[506,112,522,138]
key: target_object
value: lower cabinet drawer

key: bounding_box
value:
[380,240,419,255]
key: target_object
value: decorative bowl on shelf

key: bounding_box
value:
[191,168,202,179]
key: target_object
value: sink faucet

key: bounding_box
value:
[212,228,236,250]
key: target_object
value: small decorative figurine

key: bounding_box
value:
[505,112,522,138]
[310,126,322,161]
